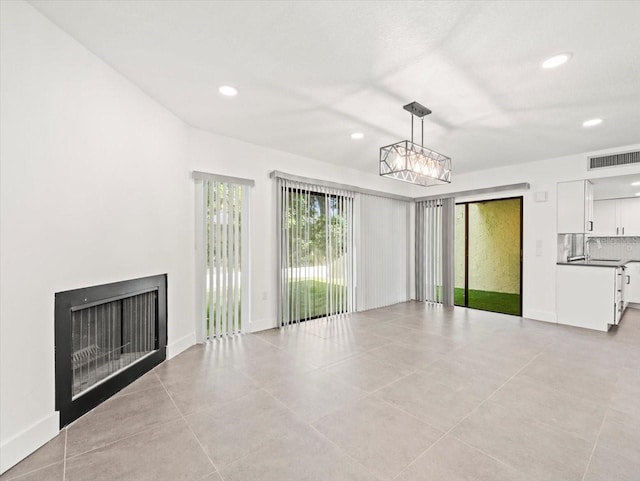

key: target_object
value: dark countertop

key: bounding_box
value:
[557,259,640,268]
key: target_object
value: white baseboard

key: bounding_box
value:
[0,412,59,474]
[628,303,640,310]
[166,331,196,359]
[249,318,276,333]
[523,309,557,324]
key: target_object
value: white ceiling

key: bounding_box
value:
[29,1,640,176]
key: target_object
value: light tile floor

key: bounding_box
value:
[3,303,640,481]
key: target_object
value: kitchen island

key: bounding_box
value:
[556,259,640,331]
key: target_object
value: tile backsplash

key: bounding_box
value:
[587,237,640,260]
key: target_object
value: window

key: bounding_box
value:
[194,172,252,339]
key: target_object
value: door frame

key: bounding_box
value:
[455,196,523,316]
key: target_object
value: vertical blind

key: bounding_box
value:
[276,178,355,327]
[415,197,455,305]
[356,194,411,310]
[194,173,252,340]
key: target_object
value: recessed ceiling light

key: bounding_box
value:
[218,85,238,97]
[351,132,364,140]
[631,181,640,186]
[542,53,572,69]
[582,118,603,127]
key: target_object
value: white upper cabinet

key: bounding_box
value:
[585,180,594,233]
[557,180,594,234]
[618,198,640,236]
[592,200,618,236]
[592,197,640,236]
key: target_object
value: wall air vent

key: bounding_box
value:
[588,150,640,170]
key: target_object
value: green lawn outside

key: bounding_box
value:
[287,279,347,320]
[283,281,521,319]
[454,287,521,316]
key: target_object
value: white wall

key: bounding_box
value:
[0,1,194,472]
[421,144,640,322]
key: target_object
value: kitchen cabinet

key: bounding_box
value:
[626,262,640,304]
[557,180,594,234]
[618,198,640,236]
[586,180,594,233]
[592,200,617,236]
[556,264,622,331]
[592,197,640,236]
[616,267,624,324]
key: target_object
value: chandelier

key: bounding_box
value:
[380,102,451,186]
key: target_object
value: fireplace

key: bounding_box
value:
[55,274,167,427]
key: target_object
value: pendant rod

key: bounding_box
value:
[411,113,414,144]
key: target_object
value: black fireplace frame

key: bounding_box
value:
[55,274,167,428]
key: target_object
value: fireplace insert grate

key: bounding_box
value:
[55,274,167,427]
[70,291,156,398]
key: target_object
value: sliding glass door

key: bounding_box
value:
[278,181,354,325]
[455,197,522,316]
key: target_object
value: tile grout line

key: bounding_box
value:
[212,388,314,467]
[452,435,531,478]
[307,423,385,481]
[1,428,72,481]
[245,333,286,351]
[263,380,370,424]
[372,381,522,478]
[369,369,419,395]
[373,389,471,433]
[259,388,383,480]
[304,350,373,371]
[517,357,617,405]
[198,472,219,481]
[61,377,171,434]
[202,388,304,472]
[62,414,181,462]
[62,428,67,481]
[61,379,186,462]
[152,370,223,478]
[2,460,62,481]
[580,407,610,481]
[390,350,545,481]
[485,377,613,446]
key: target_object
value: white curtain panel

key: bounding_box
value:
[415,197,454,305]
[356,194,411,311]
[194,174,252,340]
[276,178,355,327]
